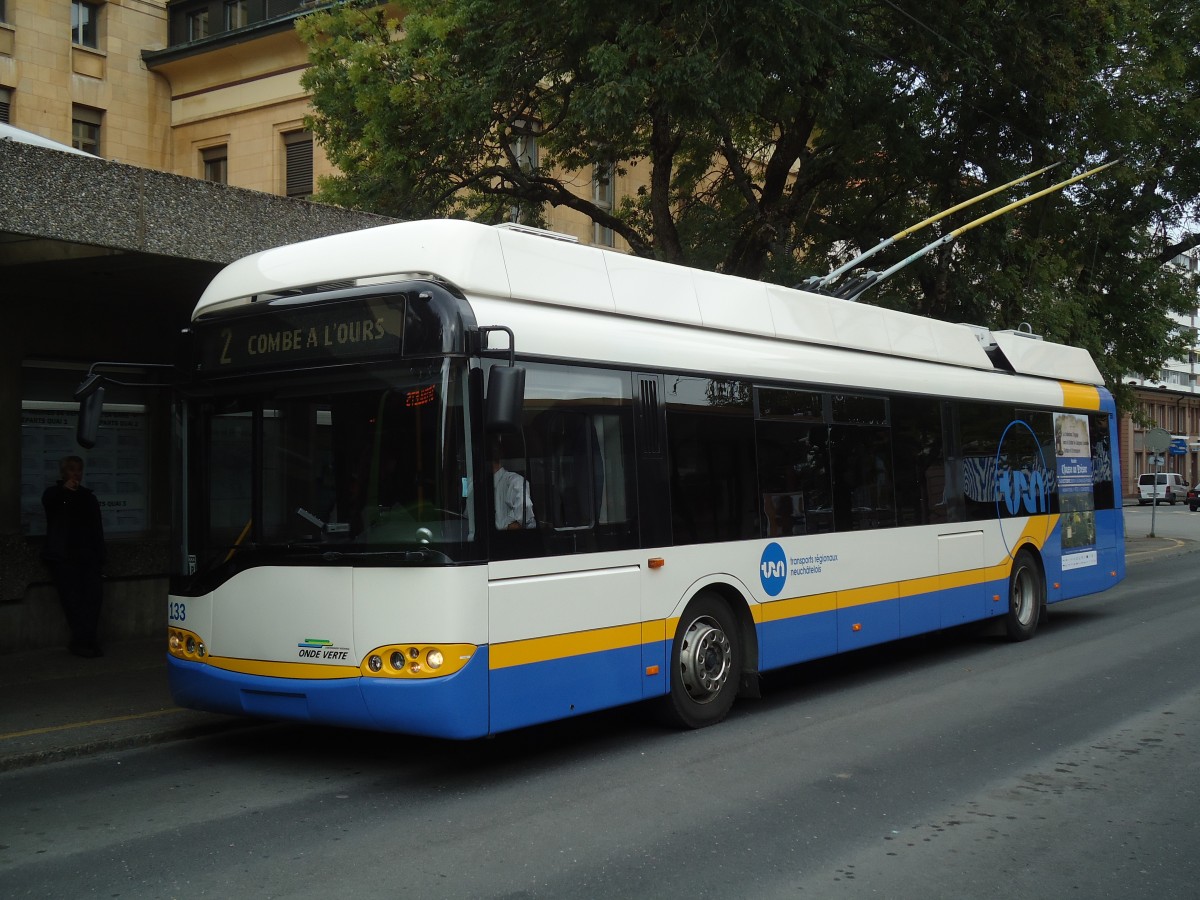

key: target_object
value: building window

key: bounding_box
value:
[0,87,11,125]
[71,0,100,49]
[283,130,313,199]
[187,8,209,41]
[202,145,228,184]
[224,0,249,30]
[72,106,103,155]
[592,162,615,247]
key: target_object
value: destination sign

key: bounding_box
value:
[198,297,406,373]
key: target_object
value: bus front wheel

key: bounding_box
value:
[660,592,741,729]
[1005,549,1043,642]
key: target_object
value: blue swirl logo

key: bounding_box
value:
[759,542,788,597]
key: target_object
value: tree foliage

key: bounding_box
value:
[298,0,1200,388]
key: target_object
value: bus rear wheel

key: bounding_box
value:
[660,592,741,729]
[1005,549,1043,642]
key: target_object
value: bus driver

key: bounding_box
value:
[490,437,536,531]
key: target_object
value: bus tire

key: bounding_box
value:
[1005,548,1043,642]
[660,592,741,729]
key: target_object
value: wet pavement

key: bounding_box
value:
[1,532,1195,771]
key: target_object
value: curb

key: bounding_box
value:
[0,712,257,773]
[1125,538,1200,565]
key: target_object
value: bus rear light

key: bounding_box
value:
[364,643,476,679]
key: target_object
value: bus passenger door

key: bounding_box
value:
[937,530,985,626]
[487,362,646,731]
[633,373,672,691]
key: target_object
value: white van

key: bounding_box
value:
[1137,472,1186,505]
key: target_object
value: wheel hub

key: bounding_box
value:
[1012,566,1035,626]
[679,616,732,703]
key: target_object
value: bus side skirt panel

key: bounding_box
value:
[489,644,643,734]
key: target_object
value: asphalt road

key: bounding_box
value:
[3,550,1200,899]
[1124,500,1200,542]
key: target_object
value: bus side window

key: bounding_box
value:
[541,409,602,529]
[492,362,636,558]
[665,377,758,544]
[890,395,949,526]
[755,420,833,536]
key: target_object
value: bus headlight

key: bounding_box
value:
[168,627,207,662]
[362,644,476,679]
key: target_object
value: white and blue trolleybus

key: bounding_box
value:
[154,219,1125,738]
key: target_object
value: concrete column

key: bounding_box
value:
[0,319,22,537]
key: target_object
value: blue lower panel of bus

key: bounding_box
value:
[759,610,838,671]
[490,643,644,734]
[167,650,491,740]
[759,578,1012,671]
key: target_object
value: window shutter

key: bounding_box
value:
[284,132,313,198]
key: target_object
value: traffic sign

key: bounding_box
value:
[1146,427,1172,452]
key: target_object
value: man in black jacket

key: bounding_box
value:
[42,455,106,657]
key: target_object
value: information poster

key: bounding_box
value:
[1054,412,1097,567]
[21,407,147,537]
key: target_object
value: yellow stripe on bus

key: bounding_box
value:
[206,656,361,680]
[490,623,643,670]
[1060,382,1101,410]
[762,591,838,621]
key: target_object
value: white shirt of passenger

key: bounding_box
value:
[493,466,536,530]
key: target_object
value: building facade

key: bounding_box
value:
[0,0,627,240]
[1120,252,1200,499]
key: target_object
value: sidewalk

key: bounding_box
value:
[0,637,247,772]
[2,533,1197,772]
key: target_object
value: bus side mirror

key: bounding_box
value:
[486,365,525,432]
[75,376,106,450]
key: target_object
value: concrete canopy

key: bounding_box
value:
[1,138,392,337]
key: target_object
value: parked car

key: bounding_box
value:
[1138,472,1186,505]
[1188,482,1200,512]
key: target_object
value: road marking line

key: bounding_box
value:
[0,707,186,741]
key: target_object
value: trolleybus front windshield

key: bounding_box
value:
[178,360,478,589]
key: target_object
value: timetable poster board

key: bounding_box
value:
[21,408,148,536]
[1054,412,1097,563]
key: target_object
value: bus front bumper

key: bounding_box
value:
[167,649,490,740]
